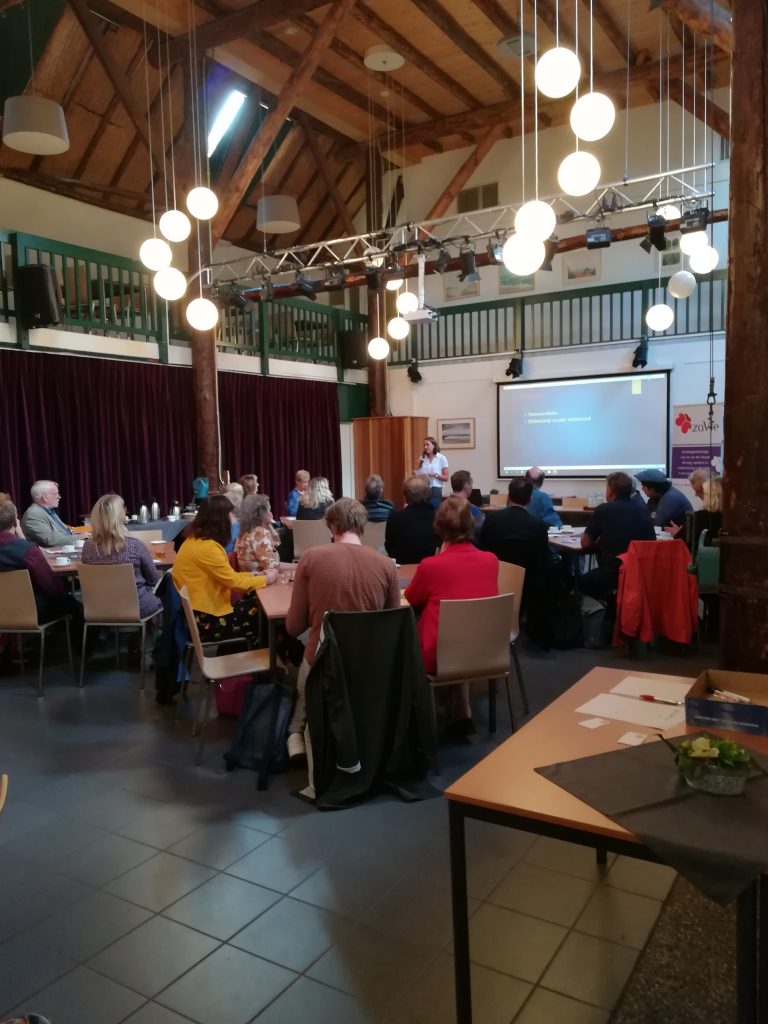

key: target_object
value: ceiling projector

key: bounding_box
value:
[402,306,438,323]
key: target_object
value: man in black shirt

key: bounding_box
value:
[384,475,437,564]
[580,472,655,600]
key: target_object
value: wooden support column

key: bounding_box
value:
[658,0,733,55]
[425,125,505,222]
[720,0,768,672]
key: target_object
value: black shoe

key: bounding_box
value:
[445,718,475,741]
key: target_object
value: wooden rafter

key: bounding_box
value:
[589,0,639,64]
[67,0,161,175]
[212,0,359,244]
[425,124,505,221]
[297,113,356,236]
[657,0,732,54]
[352,2,482,111]
[165,0,328,63]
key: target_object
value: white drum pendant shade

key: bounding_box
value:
[3,95,69,155]
[256,195,300,234]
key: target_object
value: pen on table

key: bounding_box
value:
[709,688,751,704]
[640,694,683,706]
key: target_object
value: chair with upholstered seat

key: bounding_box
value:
[427,593,517,739]
[292,518,332,558]
[78,562,162,690]
[497,561,529,716]
[0,570,74,696]
[361,520,387,551]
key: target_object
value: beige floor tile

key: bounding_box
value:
[605,857,676,900]
[514,987,610,1024]
[488,861,596,926]
[468,904,566,983]
[522,838,615,882]
[575,885,663,950]
[540,932,638,1010]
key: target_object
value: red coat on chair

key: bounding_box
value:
[614,539,699,645]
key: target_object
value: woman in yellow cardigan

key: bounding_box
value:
[173,494,278,642]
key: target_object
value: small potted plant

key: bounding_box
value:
[675,734,753,796]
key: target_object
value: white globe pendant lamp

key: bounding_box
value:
[186,186,219,221]
[668,270,696,300]
[139,237,172,271]
[535,47,581,98]
[367,335,390,360]
[514,200,556,242]
[569,92,616,142]
[645,303,675,333]
[502,234,545,276]
[159,208,192,243]
[387,316,410,341]
[657,203,681,221]
[679,230,708,256]
[185,296,219,331]
[153,266,187,301]
[688,245,720,275]
[396,290,419,315]
[557,151,601,196]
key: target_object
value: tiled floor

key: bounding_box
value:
[0,640,701,1024]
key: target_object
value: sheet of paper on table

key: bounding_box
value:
[575,692,686,730]
[610,675,693,702]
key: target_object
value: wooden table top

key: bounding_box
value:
[446,667,768,842]
[45,540,176,574]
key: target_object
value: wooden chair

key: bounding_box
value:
[427,593,517,740]
[0,773,7,815]
[488,493,507,509]
[361,520,387,551]
[78,563,162,690]
[292,518,332,558]
[497,561,529,716]
[178,586,271,771]
[561,497,586,509]
[0,570,74,696]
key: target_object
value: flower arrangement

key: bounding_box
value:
[676,734,753,795]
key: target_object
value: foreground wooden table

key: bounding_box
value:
[445,667,768,1024]
[46,540,176,574]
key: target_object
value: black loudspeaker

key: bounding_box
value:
[17,264,63,329]
[339,329,369,369]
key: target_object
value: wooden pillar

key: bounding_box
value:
[720,0,768,671]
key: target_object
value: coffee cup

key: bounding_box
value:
[131,514,138,521]
[62,544,76,552]
[55,556,71,565]
[75,538,86,548]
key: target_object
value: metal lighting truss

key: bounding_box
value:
[205,163,715,290]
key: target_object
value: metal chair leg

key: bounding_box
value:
[38,629,46,697]
[18,635,26,676]
[139,624,146,690]
[503,672,515,733]
[64,617,74,682]
[511,643,529,716]
[114,627,120,669]
[80,624,88,687]
[488,678,497,733]
[196,682,213,766]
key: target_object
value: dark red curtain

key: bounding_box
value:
[0,348,342,525]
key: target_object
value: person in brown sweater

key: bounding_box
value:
[285,497,400,760]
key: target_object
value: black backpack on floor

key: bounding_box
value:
[223,673,294,787]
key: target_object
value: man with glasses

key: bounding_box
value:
[21,480,73,547]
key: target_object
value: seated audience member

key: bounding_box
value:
[286,470,310,516]
[296,477,334,521]
[360,474,394,522]
[635,469,693,528]
[579,472,656,601]
[0,494,23,535]
[451,470,483,524]
[702,476,723,513]
[81,494,162,618]
[630,475,647,509]
[385,475,438,565]
[669,475,723,547]
[191,476,209,505]
[21,480,73,547]
[688,467,709,504]
[235,494,281,573]
[0,500,82,626]
[404,497,499,736]
[285,498,400,759]
[239,474,259,496]
[525,467,563,528]
[173,494,277,643]
[222,483,244,552]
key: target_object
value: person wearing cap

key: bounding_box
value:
[635,469,692,528]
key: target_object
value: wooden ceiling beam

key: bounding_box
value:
[352,2,481,111]
[293,159,362,245]
[588,0,638,65]
[67,0,161,175]
[166,0,328,63]
[213,0,358,244]
[657,0,732,54]
[425,124,505,221]
[472,0,521,40]
[408,0,520,97]
[297,113,357,237]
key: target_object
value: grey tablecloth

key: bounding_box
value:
[536,739,768,904]
[127,520,187,541]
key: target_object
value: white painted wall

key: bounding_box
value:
[387,331,725,502]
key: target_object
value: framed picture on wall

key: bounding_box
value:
[437,418,476,450]
[443,276,481,302]
[499,267,535,294]
[562,251,601,284]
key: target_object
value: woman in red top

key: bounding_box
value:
[404,496,499,736]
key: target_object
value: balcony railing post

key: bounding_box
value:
[259,300,269,375]
[9,233,29,349]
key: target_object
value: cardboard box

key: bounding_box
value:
[685,670,768,736]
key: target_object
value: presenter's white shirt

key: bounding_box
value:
[417,453,449,493]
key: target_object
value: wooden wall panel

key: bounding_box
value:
[353,416,429,508]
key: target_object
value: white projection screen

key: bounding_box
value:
[497,371,670,479]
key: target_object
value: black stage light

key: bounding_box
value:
[458,247,480,283]
[364,265,381,290]
[487,236,504,263]
[232,291,255,313]
[647,214,667,252]
[263,276,274,301]
[435,249,450,274]
[505,351,523,378]
[541,237,557,272]
[326,266,346,290]
[407,359,422,383]
[632,337,649,369]
[586,227,612,250]
[295,274,317,300]
[680,206,708,234]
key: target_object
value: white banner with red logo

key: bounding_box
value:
[671,402,724,482]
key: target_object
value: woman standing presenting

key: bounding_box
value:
[416,436,449,506]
